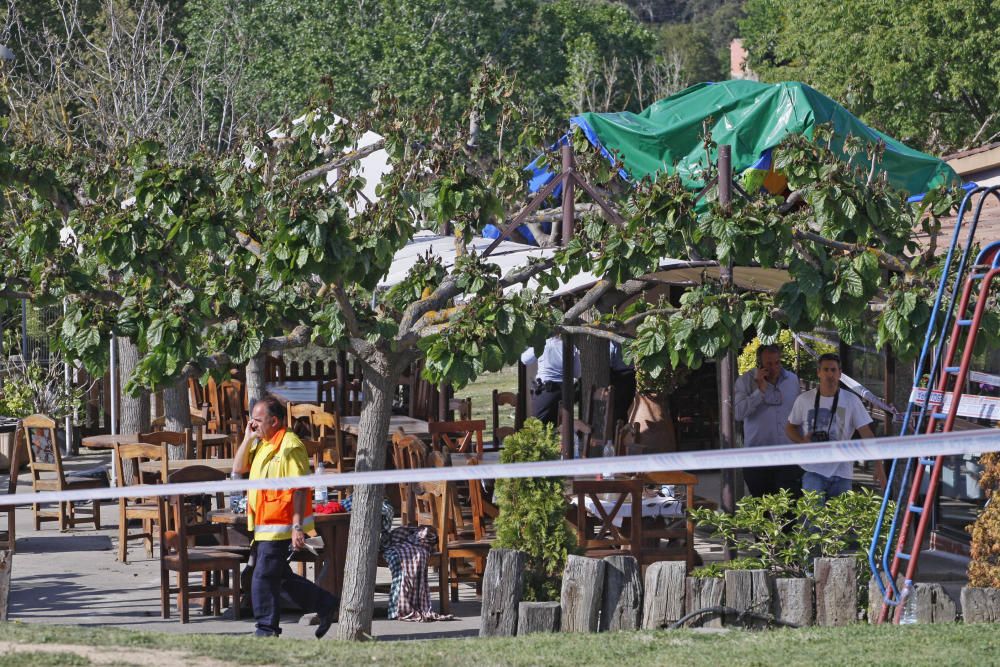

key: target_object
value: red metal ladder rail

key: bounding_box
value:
[879,241,1000,624]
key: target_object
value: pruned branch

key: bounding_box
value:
[792,228,907,273]
[290,139,387,188]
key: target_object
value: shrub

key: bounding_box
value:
[737,329,836,379]
[968,452,1000,587]
[689,488,886,578]
[494,418,577,601]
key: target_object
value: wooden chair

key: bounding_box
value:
[219,380,246,441]
[392,431,429,526]
[0,438,21,552]
[139,429,192,460]
[448,397,472,421]
[288,402,323,439]
[311,411,354,474]
[614,420,644,456]
[159,466,243,623]
[573,419,597,458]
[344,379,364,417]
[428,420,486,456]
[114,441,169,563]
[585,385,616,443]
[415,480,492,611]
[20,414,105,531]
[316,380,337,412]
[491,390,519,450]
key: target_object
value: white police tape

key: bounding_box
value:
[4,428,1000,508]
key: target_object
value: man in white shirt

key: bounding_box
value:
[521,335,581,426]
[785,353,875,500]
[734,344,801,496]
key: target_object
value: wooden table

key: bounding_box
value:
[571,472,697,570]
[450,452,501,467]
[139,457,235,475]
[340,415,430,438]
[209,509,351,597]
[81,432,230,450]
[265,381,323,404]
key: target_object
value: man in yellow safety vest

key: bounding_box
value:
[232,395,337,638]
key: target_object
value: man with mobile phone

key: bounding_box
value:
[232,395,338,638]
[735,343,802,496]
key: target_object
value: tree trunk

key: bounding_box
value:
[336,358,394,641]
[245,354,267,410]
[163,379,192,459]
[117,337,150,434]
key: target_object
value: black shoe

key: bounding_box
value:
[315,610,335,639]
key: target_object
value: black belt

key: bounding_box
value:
[532,379,561,392]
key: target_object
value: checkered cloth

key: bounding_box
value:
[381,525,453,621]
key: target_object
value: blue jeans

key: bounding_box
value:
[252,539,337,637]
[801,472,852,501]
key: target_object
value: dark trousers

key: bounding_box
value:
[530,383,562,426]
[743,465,803,498]
[611,369,636,426]
[252,539,337,636]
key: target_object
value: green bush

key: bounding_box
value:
[494,418,577,601]
[689,488,887,578]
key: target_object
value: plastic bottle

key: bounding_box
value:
[229,472,243,513]
[898,583,917,625]
[601,441,616,479]
[314,462,329,504]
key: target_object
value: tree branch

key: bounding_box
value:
[331,284,363,339]
[290,139,386,188]
[792,228,907,273]
[564,279,612,323]
[556,324,627,344]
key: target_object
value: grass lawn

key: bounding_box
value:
[456,365,518,441]
[1,622,999,667]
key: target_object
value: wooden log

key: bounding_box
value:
[724,569,773,627]
[479,549,527,637]
[601,555,642,631]
[814,557,857,626]
[908,583,956,624]
[518,601,561,634]
[961,587,1000,623]
[641,561,686,629]
[0,550,10,621]
[867,574,905,623]
[560,555,605,633]
[685,577,724,628]
[773,577,814,627]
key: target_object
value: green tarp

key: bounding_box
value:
[572,80,961,196]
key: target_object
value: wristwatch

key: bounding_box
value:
[292,523,303,532]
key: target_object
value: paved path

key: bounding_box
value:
[2,450,480,641]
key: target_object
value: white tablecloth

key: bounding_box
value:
[573,494,684,527]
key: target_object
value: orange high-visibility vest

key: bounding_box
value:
[246,428,315,540]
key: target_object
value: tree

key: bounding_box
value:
[4,65,994,641]
[740,0,1000,153]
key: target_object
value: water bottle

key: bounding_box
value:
[898,583,917,625]
[229,472,243,513]
[314,462,329,504]
[601,441,616,479]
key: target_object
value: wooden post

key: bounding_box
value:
[641,561,686,629]
[516,361,527,430]
[717,145,737,520]
[518,601,561,634]
[0,550,10,621]
[724,569,773,626]
[561,143,575,244]
[336,351,348,417]
[685,577,725,628]
[560,555,605,632]
[773,577,814,627]
[479,549,527,637]
[814,557,857,626]
[601,555,643,631]
[960,587,1000,623]
[560,334,575,459]
[909,583,957,623]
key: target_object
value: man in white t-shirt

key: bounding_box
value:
[785,353,875,500]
